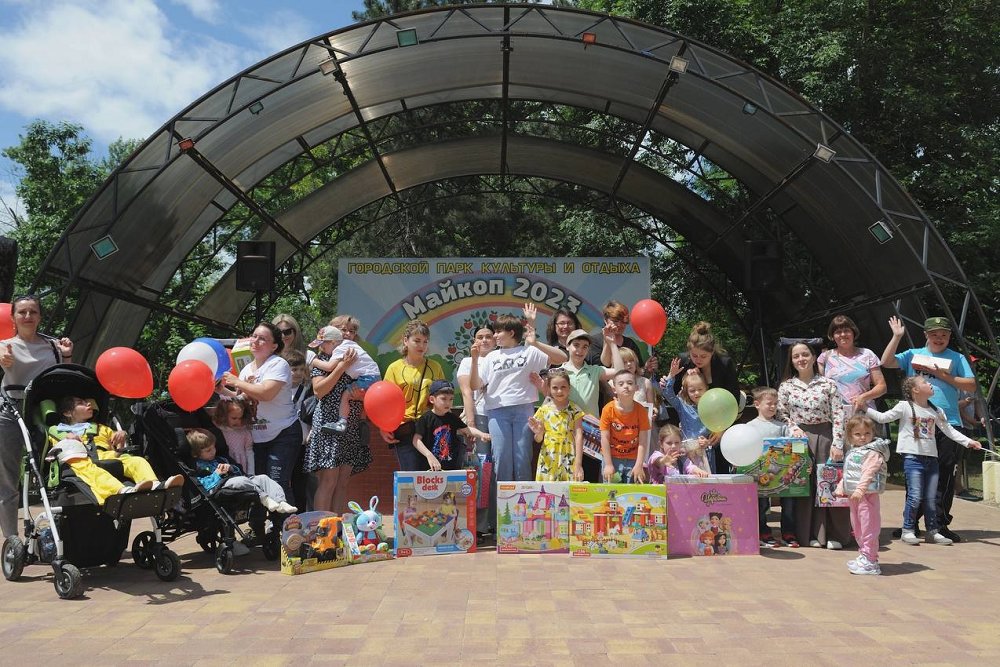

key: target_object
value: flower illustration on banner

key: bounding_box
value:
[448,310,501,366]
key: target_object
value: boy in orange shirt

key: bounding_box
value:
[599,369,649,483]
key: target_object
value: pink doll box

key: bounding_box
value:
[279,511,351,576]
[666,474,759,557]
[496,482,572,554]
[568,484,667,558]
[393,470,477,557]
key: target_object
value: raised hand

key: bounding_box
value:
[0,343,13,369]
[527,416,544,438]
[668,357,682,378]
[523,302,537,324]
[888,315,906,338]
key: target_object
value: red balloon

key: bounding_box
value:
[95,347,154,399]
[631,299,668,346]
[0,303,14,339]
[363,381,407,432]
[168,360,215,412]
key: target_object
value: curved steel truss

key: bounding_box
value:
[34,3,998,401]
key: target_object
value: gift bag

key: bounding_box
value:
[815,462,850,508]
[476,454,493,510]
[580,414,603,461]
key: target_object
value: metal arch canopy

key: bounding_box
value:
[38,4,998,386]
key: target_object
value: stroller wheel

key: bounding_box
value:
[154,549,181,582]
[215,545,235,574]
[131,531,156,570]
[2,536,26,581]
[53,562,84,599]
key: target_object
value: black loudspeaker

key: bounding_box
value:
[235,241,275,293]
[0,236,17,303]
[745,240,782,291]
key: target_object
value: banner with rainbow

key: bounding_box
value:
[338,258,650,386]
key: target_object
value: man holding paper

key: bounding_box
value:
[881,315,977,542]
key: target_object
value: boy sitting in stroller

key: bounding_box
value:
[48,396,182,504]
[186,429,297,514]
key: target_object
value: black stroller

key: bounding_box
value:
[132,400,282,574]
[0,364,183,599]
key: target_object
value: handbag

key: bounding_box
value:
[815,462,850,508]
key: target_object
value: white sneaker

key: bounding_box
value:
[809,540,822,548]
[826,540,843,550]
[262,496,281,512]
[850,558,880,576]
[901,530,920,545]
[927,531,953,545]
[121,479,154,494]
[275,501,298,514]
[164,474,184,488]
[846,554,868,572]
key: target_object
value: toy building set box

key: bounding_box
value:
[666,475,760,556]
[496,482,571,554]
[735,437,812,498]
[568,484,667,558]
[280,511,351,575]
[393,470,477,557]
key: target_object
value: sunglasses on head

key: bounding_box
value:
[279,327,295,336]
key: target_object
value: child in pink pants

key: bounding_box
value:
[836,415,890,575]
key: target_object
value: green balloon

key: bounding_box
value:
[698,388,739,432]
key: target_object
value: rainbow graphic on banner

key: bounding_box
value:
[366,275,602,353]
[338,258,651,380]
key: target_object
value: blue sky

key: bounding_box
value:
[0,0,370,227]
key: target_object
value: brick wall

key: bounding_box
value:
[345,428,398,507]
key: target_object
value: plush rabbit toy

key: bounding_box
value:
[348,496,389,553]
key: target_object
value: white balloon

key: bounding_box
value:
[176,341,219,377]
[720,424,764,467]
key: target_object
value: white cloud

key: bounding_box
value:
[0,0,245,143]
[237,9,315,55]
[171,0,222,23]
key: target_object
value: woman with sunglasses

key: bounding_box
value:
[272,313,314,365]
[221,322,300,501]
[0,295,74,539]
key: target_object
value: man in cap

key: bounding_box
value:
[881,315,977,542]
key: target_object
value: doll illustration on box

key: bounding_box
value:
[714,532,729,555]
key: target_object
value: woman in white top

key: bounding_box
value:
[221,321,300,500]
[470,314,566,482]
[0,295,74,538]
[456,323,497,532]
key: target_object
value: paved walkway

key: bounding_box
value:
[1,488,998,665]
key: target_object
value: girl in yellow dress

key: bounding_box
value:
[527,369,585,482]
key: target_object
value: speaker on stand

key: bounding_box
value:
[235,240,275,323]
[0,236,17,303]
[744,240,783,386]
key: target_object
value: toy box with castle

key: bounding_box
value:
[496,482,571,554]
[734,437,812,497]
[393,469,477,557]
[666,475,760,556]
[568,484,667,558]
[279,511,351,575]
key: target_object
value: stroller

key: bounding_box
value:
[1,364,183,599]
[132,400,282,574]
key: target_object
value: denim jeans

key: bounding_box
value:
[902,454,940,532]
[487,403,535,482]
[253,422,302,502]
